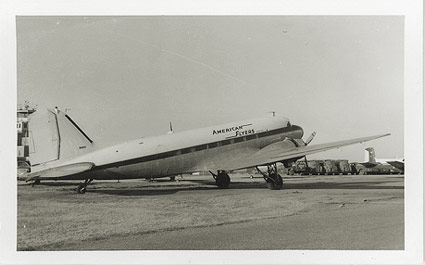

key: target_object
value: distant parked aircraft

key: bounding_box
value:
[26,108,389,193]
[361,147,404,171]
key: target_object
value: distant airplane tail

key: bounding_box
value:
[364,147,376,163]
[28,107,94,167]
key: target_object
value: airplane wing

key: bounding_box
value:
[198,134,390,172]
[187,146,261,172]
[386,160,405,171]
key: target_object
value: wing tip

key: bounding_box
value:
[377,133,391,138]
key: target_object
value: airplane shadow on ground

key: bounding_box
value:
[89,180,403,196]
[20,181,82,187]
[87,188,182,196]
[21,178,403,197]
[183,178,403,190]
[283,181,404,190]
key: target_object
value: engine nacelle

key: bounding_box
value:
[283,137,306,147]
[278,138,306,167]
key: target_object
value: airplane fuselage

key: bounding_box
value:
[36,117,304,180]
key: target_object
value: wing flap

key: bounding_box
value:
[27,162,95,180]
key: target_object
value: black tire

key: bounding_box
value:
[216,173,230,188]
[77,184,86,194]
[267,174,283,190]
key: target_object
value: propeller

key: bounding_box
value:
[305,131,316,145]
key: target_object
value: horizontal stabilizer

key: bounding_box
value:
[27,162,95,181]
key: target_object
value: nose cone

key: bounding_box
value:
[291,124,304,139]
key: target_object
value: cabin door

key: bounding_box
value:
[155,144,170,176]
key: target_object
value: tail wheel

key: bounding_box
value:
[216,172,230,189]
[267,174,283,190]
[31,179,41,187]
[77,184,86,194]
[76,178,93,194]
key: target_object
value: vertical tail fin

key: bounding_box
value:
[365,147,376,163]
[29,108,94,166]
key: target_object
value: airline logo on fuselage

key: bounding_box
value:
[212,123,255,139]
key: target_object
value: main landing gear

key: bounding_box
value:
[209,170,231,189]
[76,178,94,194]
[256,163,283,190]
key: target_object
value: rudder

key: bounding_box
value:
[364,147,376,163]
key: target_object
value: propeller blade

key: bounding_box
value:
[305,131,316,145]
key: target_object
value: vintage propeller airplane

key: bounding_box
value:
[25,107,389,193]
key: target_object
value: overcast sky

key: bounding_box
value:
[17,16,404,161]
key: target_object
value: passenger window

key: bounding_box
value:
[222,140,231,146]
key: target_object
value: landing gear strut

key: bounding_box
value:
[209,170,231,189]
[31,179,41,187]
[76,178,94,194]
[256,163,283,190]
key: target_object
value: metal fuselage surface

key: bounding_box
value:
[41,117,304,180]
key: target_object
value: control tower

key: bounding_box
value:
[17,101,36,164]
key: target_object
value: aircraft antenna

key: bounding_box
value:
[267,111,276,117]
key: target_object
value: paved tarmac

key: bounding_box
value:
[18,174,403,251]
[17,174,404,250]
[70,200,402,250]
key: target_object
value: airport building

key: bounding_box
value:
[17,102,36,165]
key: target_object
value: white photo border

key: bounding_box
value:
[0,0,422,264]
